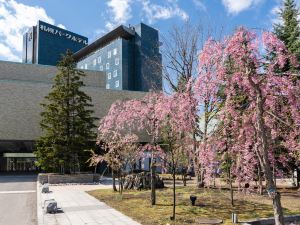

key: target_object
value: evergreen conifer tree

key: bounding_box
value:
[35,50,97,173]
[274,0,300,69]
[273,0,300,188]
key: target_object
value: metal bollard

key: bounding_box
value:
[232,213,238,224]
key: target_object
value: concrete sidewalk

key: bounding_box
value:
[37,183,141,225]
[0,175,37,225]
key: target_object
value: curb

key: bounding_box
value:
[241,214,300,225]
[36,181,44,225]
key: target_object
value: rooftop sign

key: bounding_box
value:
[39,23,88,45]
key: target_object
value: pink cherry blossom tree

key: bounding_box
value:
[131,92,166,205]
[193,38,225,187]
[159,90,196,220]
[89,100,139,193]
[103,91,196,210]
[109,92,168,205]
[202,28,300,225]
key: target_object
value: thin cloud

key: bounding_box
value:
[222,0,263,15]
[140,0,189,24]
[105,0,133,31]
[102,0,189,33]
[193,0,207,11]
[0,43,19,61]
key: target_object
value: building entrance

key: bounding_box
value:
[3,153,36,172]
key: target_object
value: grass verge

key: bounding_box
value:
[88,186,300,225]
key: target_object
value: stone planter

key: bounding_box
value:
[38,173,100,184]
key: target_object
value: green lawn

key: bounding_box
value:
[88,186,300,225]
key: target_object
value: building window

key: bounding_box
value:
[100,65,103,71]
[97,56,101,63]
[113,70,117,77]
[108,72,111,80]
[113,48,117,55]
[93,59,97,66]
[115,80,119,88]
[106,63,109,69]
[80,65,83,69]
[106,83,110,89]
[115,58,119,65]
[84,64,87,69]
[108,51,111,58]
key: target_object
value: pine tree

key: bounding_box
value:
[35,50,97,173]
[274,0,300,67]
[273,0,300,188]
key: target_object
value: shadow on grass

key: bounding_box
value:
[88,187,300,225]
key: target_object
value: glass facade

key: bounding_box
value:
[76,23,162,92]
[22,26,37,64]
[0,141,37,172]
[5,154,36,172]
[22,20,88,66]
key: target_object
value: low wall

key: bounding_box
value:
[241,214,300,225]
[38,173,100,184]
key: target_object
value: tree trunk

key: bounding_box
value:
[253,84,284,225]
[94,165,97,174]
[258,165,263,195]
[200,166,204,187]
[118,171,123,195]
[229,168,234,206]
[273,193,284,223]
[172,167,176,220]
[192,131,201,188]
[118,173,120,193]
[150,163,156,205]
[195,161,201,187]
[183,174,187,186]
[150,152,156,205]
[297,168,300,189]
[213,172,216,188]
[149,130,157,206]
[112,170,117,192]
[199,101,209,188]
[118,171,121,193]
[273,165,277,187]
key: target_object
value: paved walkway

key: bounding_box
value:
[0,175,37,225]
[38,183,141,225]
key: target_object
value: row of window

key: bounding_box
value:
[106,80,119,89]
[92,48,118,65]
[107,70,118,79]
[80,57,120,70]
[109,48,118,58]
[93,58,120,67]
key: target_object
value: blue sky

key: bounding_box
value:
[0,0,292,62]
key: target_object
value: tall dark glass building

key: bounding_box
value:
[74,23,162,92]
[22,21,88,66]
[22,21,162,92]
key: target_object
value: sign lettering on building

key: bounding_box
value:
[39,24,88,45]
